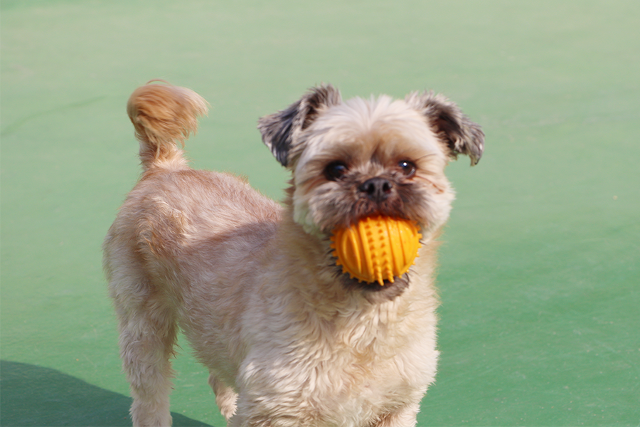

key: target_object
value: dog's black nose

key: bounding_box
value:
[359,177,393,202]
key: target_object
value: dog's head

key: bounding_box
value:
[258,84,484,240]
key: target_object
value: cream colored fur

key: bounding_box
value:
[103,81,483,426]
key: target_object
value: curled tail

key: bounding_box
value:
[127,80,208,170]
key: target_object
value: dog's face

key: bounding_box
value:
[258,85,484,239]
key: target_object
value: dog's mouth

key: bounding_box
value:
[337,269,411,303]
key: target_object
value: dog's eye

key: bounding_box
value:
[398,160,416,178]
[324,161,349,181]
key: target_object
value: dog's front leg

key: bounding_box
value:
[226,385,312,427]
[373,400,422,427]
[226,398,294,427]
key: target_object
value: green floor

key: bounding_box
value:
[2,1,638,425]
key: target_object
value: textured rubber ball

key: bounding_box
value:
[330,216,422,285]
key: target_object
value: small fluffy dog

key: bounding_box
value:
[103,81,484,427]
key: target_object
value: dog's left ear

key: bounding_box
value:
[258,84,342,167]
[406,92,485,166]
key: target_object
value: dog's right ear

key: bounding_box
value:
[258,84,341,167]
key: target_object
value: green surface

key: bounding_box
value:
[1,0,638,425]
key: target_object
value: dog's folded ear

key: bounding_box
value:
[258,84,342,167]
[406,92,485,166]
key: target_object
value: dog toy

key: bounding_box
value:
[330,216,422,285]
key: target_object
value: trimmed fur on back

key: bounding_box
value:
[127,80,208,170]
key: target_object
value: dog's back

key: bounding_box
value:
[106,81,281,271]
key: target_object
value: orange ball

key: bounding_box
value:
[330,216,422,285]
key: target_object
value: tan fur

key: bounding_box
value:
[104,82,483,426]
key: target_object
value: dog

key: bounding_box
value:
[103,81,484,427]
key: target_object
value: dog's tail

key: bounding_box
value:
[127,80,209,170]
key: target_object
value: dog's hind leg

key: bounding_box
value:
[209,374,238,421]
[108,259,178,427]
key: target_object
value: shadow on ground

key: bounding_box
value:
[1,360,213,426]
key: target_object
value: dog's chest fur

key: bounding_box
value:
[181,260,439,424]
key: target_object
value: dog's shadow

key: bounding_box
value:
[1,360,214,426]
